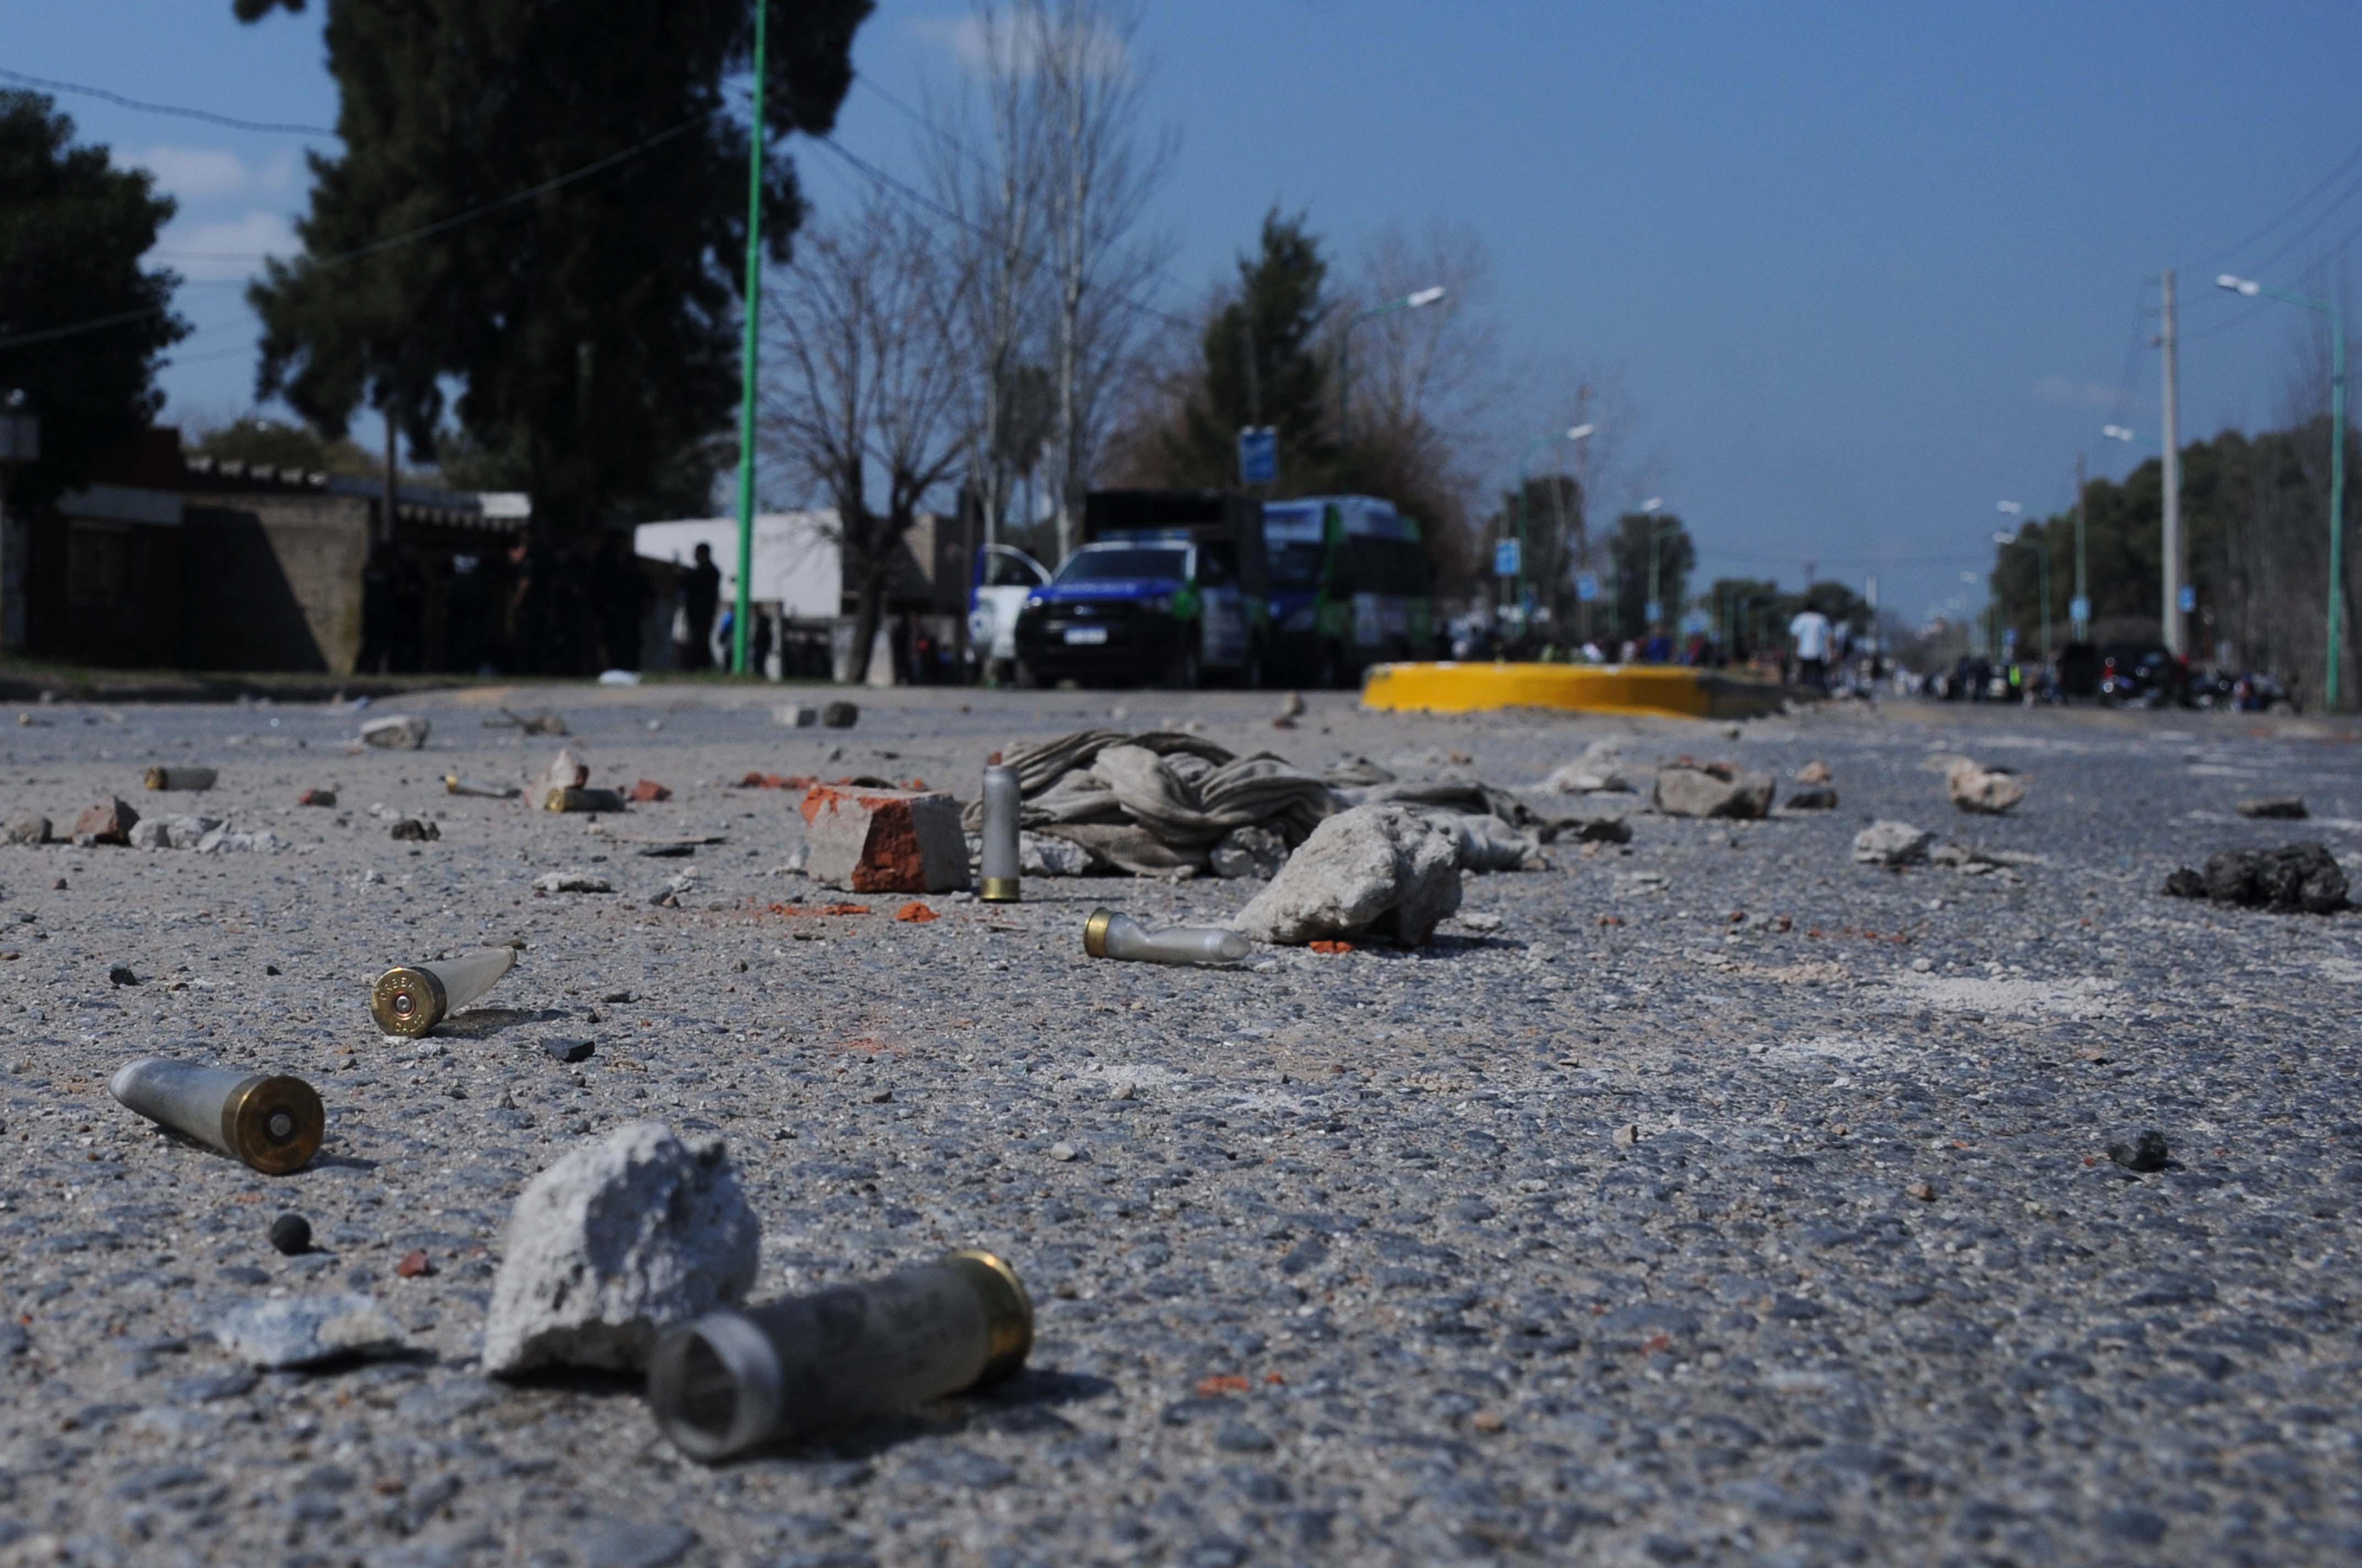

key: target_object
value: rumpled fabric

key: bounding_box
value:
[966,731,1556,876]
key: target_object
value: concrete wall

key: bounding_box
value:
[180,492,371,672]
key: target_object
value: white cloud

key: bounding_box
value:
[908,11,1129,79]
[161,211,297,281]
[2032,375,2121,412]
[135,144,254,202]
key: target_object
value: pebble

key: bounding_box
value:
[541,1037,596,1064]
[1049,1141,1079,1162]
[268,1213,312,1256]
[2107,1129,2171,1173]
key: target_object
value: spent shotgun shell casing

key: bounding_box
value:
[646,1249,1033,1461]
[109,1057,324,1174]
[370,946,518,1037]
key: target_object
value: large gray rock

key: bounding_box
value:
[1235,803,1460,946]
[481,1122,761,1376]
[214,1293,406,1369]
[132,813,223,850]
[1544,740,1633,795]
[1653,764,1774,819]
[360,714,430,750]
[1853,820,1933,867]
[1946,759,2026,815]
[4,814,51,845]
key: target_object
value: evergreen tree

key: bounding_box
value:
[235,0,870,533]
[1163,209,1334,489]
[0,92,187,510]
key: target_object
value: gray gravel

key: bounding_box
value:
[4,683,2362,1565]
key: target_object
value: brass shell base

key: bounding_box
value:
[221,1073,325,1174]
[980,878,1021,903]
[943,1249,1034,1386]
[1083,908,1114,959]
[371,966,448,1038]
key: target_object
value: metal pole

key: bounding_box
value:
[2038,542,2051,662]
[2160,269,2183,657]
[2330,298,2346,709]
[730,0,768,677]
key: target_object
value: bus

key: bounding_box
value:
[1263,495,1435,687]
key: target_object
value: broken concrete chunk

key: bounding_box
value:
[6,814,52,845]
[389,818,440,842]
[481,1121,761,1376]
[1794,759,1833,785]
[820,700,860,729]
[1235,803,1460,947]
[214,1292,406,1369]
[360,714,430,750]
[626,780,671,804]
[297,788,337,808]
[1946,759,2026,815]
[774,704,820,728]
[1208,824,1289,880]
[196,826,289,854]
[534,872,613,894]
[73,797,139,846]
[800,784,969,893]
[1545,741,1635,795]
[2235,796,2307,820]
[1853,820,1932,867]
[1653,765,1774,819]
[528,749,593,812]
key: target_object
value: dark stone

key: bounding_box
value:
[2235,796,2307,819]
[820,701,860,729]
[107,965,139,987]
[1784,785,1839,811]
[388,818,440,842]
[2165,842,2348,912]
[2109,1130,2171,1173]
[540,1037,596,1064]
[269,1213,312,1256]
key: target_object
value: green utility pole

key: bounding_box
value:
[730,0,768,677]
[2217,274,2347,707]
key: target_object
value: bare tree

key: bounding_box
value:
[759,194,973,683]
[1035,0,1173,563]
[924,2,1047,550]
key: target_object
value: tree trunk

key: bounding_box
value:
[846,562,886,686]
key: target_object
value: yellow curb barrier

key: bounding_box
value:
[1359,662,1801,721]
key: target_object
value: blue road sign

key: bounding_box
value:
[2069,595,2090,624]
[1574,571,1599,602]
[1237,426,1277,487]
[1643,599,1661,624]
[2178,585,2196,613]
[1494,538,1522,578]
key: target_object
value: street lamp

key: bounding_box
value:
[2217,271,2346,707]
[1994,527,2051,662]
[1338,285,1445,448]
[1515,422,1595,621]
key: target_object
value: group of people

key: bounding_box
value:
[354,530,656,677]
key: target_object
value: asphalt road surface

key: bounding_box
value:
[2,682,2358,1566]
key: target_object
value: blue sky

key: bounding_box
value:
[14,1,2362,620]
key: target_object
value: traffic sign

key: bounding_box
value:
[2178,585,2196,613]
[2068,595,2090,624]
[1493,538,1522,578]
[1236,426,1277,487]
[1643,599,1661,624]
[1574,571,1599,602]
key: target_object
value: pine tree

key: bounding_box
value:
[236,0,870,532]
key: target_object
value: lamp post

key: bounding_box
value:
[1338,285,1443,449]
[728,0,769,677]
[1994,527,2051,662]
[2217,273,2345,708]
[0,389,37,653]
[1514,422,1595,624]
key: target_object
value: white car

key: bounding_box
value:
[968,545,1051,671]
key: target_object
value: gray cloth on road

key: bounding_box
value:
[967,729,1551,876]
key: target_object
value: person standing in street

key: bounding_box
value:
[1789,603,1832,688]
[680,542,721,671]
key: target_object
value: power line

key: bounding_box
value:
[807,130,1194,333]
[0,115,707,352]
[2190,130,2362,274]
[0,66,336,137]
